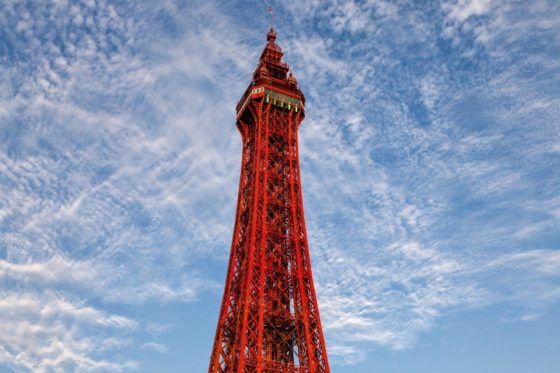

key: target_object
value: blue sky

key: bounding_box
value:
[1,0,559,371]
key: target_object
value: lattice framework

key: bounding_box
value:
[209,28,330,373]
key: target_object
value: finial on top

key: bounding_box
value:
[267,27,277,42]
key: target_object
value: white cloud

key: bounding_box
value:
[140,342,169,354]
[446,0,493,22]
[0,257,97,284]
[0,292,137,372]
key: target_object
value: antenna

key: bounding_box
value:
[263,1,273,31]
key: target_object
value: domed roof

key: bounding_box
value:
[265,28,282,53]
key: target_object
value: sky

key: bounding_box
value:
[0,0,559,372]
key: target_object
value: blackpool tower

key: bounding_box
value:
[208,28,330,373]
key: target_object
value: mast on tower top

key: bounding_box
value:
[268,5,273,32]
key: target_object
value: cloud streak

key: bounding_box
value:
[1,0,559,370]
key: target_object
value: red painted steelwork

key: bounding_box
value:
[209,29,330,373]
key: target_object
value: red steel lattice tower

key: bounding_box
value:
[209,28,330,373]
